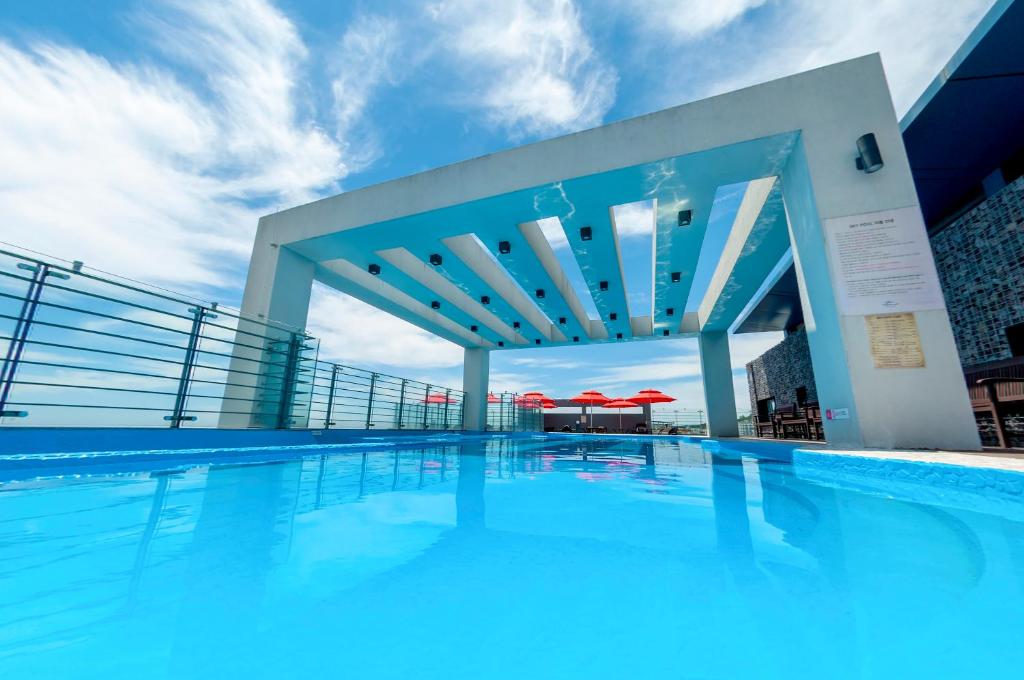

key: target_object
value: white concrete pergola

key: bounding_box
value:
[226,55,980,451]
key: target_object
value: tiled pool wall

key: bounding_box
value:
[1,428,1022,518]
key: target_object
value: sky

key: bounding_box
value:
[0,0,997,416]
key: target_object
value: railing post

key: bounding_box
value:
[0,262,68,419]
[423,387,430,429]
[443,388,451,430]
[324,364,339,428]
[396,379,406,429]
[275,332,303,429]
[365,372,377,429]
[166,305,213,427]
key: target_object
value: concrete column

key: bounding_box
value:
[220,231,316,428]
[699,331,739,438]
[781,123,979,450]
[461,347,489,431]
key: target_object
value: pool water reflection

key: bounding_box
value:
[1,436,1022,678]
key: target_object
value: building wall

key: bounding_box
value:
[930,175,1024,367]
[746,329,818,415]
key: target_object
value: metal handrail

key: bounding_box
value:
[0,246,468,430]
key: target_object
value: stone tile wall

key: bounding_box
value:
[930,175,1024,368]
[746,328,818,415]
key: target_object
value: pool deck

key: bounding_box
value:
[734,436,1024,472]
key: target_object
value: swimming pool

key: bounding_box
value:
[2,434,1022,678]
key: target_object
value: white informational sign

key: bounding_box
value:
[824,206,946,315]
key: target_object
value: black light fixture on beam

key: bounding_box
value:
[671,271,681,283]
[367,263,381,275]
[558,316,566,325]
[480,295,490,305]
[666,307,674,316]
[580,226,592,241]
[498,341,505,347]
[536,288,545,299]
[663,329,670,336]
[431,300,441,310]
[616,333,623,340]
[498,240,512,254]
[599,280,608,291]
[572,336,580,343]
[513,321,520,329]
[470,325,478,332]
[429,253,443,266]
[678,210,692,227]
[535,339,541,345]
[609,312,617,321]
[855,133,884,173]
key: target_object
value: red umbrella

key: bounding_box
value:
[423,393,457,404]
[568,390,610,431]
[487,392,501,404]
[569,390,610,405]
[627,389,676,430]
[602,398,639,433]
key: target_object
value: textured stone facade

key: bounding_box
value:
[746,328,818,415]
[930,175,1024,368]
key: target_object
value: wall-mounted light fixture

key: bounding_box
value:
[616,333,623,340]
[670,271,681,283]
[470,325,478,332]
[431,300,441,309]
[855,133,884,173]
[663,329,670,336]
[609,312,617,321]
[498,240,512,254]
[368,263,381,275]
[678,210,692,227]
[558,316,566,325]
[599,280,608,291]
[536,288,545,299]
[535,339,541,345]
[513,321,520,329]
[572,336,580,342]
[580,226,592,241]
[666,307,674,316]
[498,341,505,347]
[429,253,443,266]
[480,295,490,305]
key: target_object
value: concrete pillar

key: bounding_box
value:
[781,128,979,450]
[462,347,489,431]
[699,331,739,438]
[220,233,316,428]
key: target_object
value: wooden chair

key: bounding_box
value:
[973,377,1024,448]
[804,403,824,441]
[774,404,810,440]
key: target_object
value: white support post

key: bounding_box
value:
[699,331,739,438]
[220,232,316,428]
[462,347,489,431]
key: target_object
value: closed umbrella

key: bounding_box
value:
[602,398,639,433]
[627,389,676,430]
[569,390,610,430]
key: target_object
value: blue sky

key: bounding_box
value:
[0,0,996,414]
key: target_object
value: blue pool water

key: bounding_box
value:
[2,434,1023,678]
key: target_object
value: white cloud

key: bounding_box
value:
[638,0,996,116]
[306,284,463,370]
[627,0,768,39]
[0,0,347,293]
[330,14,403,171]
[611,200,654,239]
[427,0,617,137]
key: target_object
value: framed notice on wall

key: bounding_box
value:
[824,206,946,315]
[865,313,926,369]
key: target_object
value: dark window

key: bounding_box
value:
[757,397,775,420]
[795,386,808,407]
[1007,323,1024,357]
